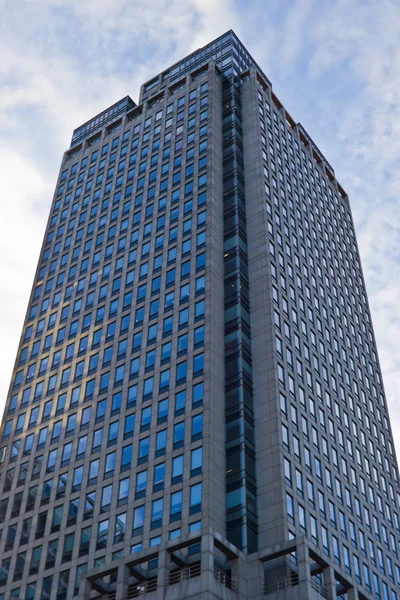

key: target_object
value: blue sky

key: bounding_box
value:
[1,0,400,451]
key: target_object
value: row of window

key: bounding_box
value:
[5,346,205,439]
[55,135,208,229]
[16,247,206,383]
[2,446,203,547]
[261,108,390,432]
[0,58,215,599]
[9,294,204,404]
[0,517,202,600]
[286,493,398,600]
[265,172,377,377]
[256,82,400,596]
[54,121,209,225]
[260,131,377,382]
[260,98,369,312]
[1,410,204,542]
[38,203,206,291]
[270,237,395,472]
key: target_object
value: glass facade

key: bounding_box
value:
[0,30,399,600]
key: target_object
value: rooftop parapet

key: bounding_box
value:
[70,96,136,148]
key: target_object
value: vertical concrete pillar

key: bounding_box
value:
[201,533,214,571]
[78,576,92,600]
[245,556,264,600]
[115,564,130,600]
[346,586,358,600]
[323,565,337,600]
[200,533,215,593]
[156,549,168,600]
[296,540,312,599]
[230,554,248,598]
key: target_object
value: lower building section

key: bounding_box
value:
[77,533,369,600]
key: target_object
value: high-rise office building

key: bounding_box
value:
[0,29,399,600]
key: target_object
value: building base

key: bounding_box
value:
[77,532,367,600]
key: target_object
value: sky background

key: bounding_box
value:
[1,0,400,452]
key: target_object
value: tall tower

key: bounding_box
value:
[1,31,399,600]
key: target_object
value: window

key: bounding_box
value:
[111,392,122,416]
[133,470,146,499]
[151,499,163,528]
[156,429,167,456]
[192,413,203,441]
[130,357,140,378]
[41,576,53,600]
[35,512,47,539]
[96,399,106,422]
[176,361,187,383]
[88,458,99,484]
[114,512,127,544]
[286,493,295,524]
[172,455,184,484]
[81,406,91,429]
[195,299,204,320]
[159,368,170,390]
[157,398,168,423]
[193,353,204,377]
[132,506,144,536]
[173,422,185,449]
[97,519,109,550]
[163,315,173,335]
[118,445,131,472]
[153,462,165,491]
[62,533,74,562]
[179,308,188,328]
[190,483,202,514]
[170,491,183,521]
[105,451,116,476]
[192,382,203,407]
[127,384,137,408]
[82,492,95,522]
[194,325,204,347]
[124,413,135,439]
[175,390,186,415]
[79,526,91,557]
[72,466,83,491]
[191,447,202,476]
[138,437,149,463]
[118,477,130,505]
[143,376,153,397]
[46,450,57,472]
[177,333,188,354]
[140,407,152,431]
[101,484,113,512]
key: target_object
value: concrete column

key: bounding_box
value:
[78,576,92,600]
[346,586,358,600]
[201,533,214,571]
[245,556,264,600]
[296,540,312,599]
[115,564,130,600]
[200,533,215,593]
[230,554,248,598]
[156,549,168,600]
[323,565,336,600]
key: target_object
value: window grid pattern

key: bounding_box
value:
[0,30,399,600]
[257,87,400,598]
[0,72,211,599]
